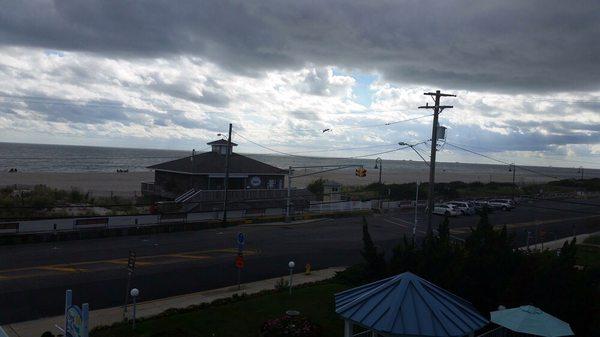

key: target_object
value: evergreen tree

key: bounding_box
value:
[360,216,386,279]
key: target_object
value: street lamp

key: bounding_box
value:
[130,288,139,329]
[288,261,295,295]
[374,158,383,184]
[509,163,516,200]
[399,142,429,167]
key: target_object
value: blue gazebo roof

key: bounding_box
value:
[335,272,488,337]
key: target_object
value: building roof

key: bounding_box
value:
[147,151,287,175]
[490,305,574,337]
[335,272,488,337]
[207,139,238,146]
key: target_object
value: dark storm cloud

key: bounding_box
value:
[1,1,598,93]
[447,123,600,153]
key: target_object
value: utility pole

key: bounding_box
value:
[419,90,455,235]
[222,123,232,224]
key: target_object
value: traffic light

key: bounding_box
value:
[355,167,367,177]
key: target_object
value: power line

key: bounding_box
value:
[234,130,410,160]
[314,113,433,133]
[287,143,399,155]
[445,142,561,180]
[447,141,600,166]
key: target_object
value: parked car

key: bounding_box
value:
[473,200,488,209]
[448,201,476,215]
[432,203,461,217]
[488,199,515,211]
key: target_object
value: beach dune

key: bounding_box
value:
[0,172,154,197]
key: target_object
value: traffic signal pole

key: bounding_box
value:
[419,90,455,235]
[285,164,365,221]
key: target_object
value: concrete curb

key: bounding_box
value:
[239,218,331,227]
[518,231,600,251]
[2,267,346,337]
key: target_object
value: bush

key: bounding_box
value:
[274,277,289,291]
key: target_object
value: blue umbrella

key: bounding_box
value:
[490,305,574,337]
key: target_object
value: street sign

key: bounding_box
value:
[237,232,245,245]
[127,250,136,273]
[235,255,244,269]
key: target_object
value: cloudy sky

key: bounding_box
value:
[0,0,599,168]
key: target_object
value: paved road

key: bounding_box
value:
[0,198,598,324]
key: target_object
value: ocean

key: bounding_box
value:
[0,142,597,182]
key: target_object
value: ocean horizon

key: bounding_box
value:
[0,142,598,182]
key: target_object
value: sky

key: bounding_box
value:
[0,0,599,168]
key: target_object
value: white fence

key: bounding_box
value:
[0,199,418,235]
[309,200,372,213]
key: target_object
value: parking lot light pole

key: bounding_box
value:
[374,158,383,210]
[414,181,420,243]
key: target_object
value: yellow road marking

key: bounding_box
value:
[37,266,84,273]
[0,247,259,281]
[104,259,152,266]
[169,254,210,260]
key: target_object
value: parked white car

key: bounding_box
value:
[448,201,476,215]
[432,204,461,217]
[488,199,515,211]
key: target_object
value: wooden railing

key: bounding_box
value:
[190,189,288,202]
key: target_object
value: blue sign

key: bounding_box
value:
[65,290,89,337]
[237,232,245,245]
[66,305,83,337]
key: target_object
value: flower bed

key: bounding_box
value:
[261,314,321,337]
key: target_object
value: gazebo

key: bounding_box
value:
[335,272,488,337]
[489,305,574,337]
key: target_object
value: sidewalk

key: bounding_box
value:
[2,267,345,337]
[518,231,600,251]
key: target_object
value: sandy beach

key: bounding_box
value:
[0,167,569,198]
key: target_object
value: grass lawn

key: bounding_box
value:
[583,234,600,246]
[576,243,600,269]
[91,282,349,337]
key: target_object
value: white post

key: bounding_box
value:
[81,303,89,337]
[344,320,353,337]
[65,289,72,334]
